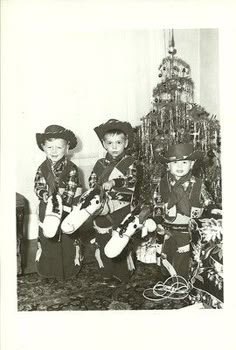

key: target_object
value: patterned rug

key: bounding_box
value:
[17,260,191,311]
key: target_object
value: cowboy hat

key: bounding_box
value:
[94,119,134,148]
[36,125,77,151]
[156,143,203,163]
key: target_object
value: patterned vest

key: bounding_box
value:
[40,159,75,193]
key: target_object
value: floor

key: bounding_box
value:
[17,256,191,311]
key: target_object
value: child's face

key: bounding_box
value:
[102,133,128,159]
[167,160,194,180]
[42,138,69,163]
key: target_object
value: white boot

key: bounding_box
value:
[105,208,156,258]
[61,189,103,234]
[43,194,63,238]
[104,229,131,258]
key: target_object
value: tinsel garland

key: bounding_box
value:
[153,77,194,103]
[159,56,191,72]
[132,54,222,206]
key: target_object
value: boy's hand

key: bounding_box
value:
[102,180,115,191]
[43,192,49,203]
[211,208,222,215]
[157,224,165,235]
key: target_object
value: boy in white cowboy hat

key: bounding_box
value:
[87,119,138,283]
[34,124,83,280]
[155,143,213,279]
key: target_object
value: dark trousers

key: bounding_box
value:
[95,231,132,282]
[162,228,190,280]
[93,205,133,282]
[36,212,82,280]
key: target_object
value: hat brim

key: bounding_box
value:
[36,129,77,151]
[156,150,204,163]
[94,120,134,149]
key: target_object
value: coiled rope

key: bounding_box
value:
[143,275,192,301]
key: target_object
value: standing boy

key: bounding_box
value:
[89,119,138,283]
[156,143,213,279]
[34,124,82,280]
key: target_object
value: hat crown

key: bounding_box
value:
[103,119,124,131]
[166,143,194,159]
[94,119,134,149]
[156,143,203,163]
[36,125,77,151]
[106,119,119,124]
[44,125,65,134]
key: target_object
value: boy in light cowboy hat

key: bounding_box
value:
[34,124,83,280]
[154,143,214,279]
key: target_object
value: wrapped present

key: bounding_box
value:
[136,235,161,264]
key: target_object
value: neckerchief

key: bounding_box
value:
[105,151,126,164]
[98,152,126,184]
[51,156,67,179]
[167,171,193,216]
[45,156,67,194]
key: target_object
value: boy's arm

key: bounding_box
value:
[88,160,104,188]
[89,158,138,191]
[201,183,214,207]
[201,183,222,216]
[88,171,98,188]
[113,161,138,190]
[34,167,49,202]
[62,167,82,207]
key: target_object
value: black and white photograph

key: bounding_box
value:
[1,1,236,350]
[15,27,223,312]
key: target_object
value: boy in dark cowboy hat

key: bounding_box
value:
[63,119,137,283]
[89,119,138,283]
[34,124,83,280]
[155,143,213,279]
[62,119,139,283]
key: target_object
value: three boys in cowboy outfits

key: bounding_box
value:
[34,122,214,283]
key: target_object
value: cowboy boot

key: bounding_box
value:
[42,193,63,238]
[104,206,156,258]
[61,187,106,234]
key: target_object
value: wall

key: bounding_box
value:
[13,23,217,239]
[200,28,219,116]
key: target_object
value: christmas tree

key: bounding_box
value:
[133,30,221,207]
